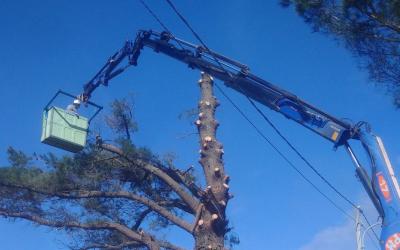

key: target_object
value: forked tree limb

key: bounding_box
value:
[0,210,151,247]
[99,142,200,213]
[81,240,185,250]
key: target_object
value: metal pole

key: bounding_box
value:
[356,206,362,250]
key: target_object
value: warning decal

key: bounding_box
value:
[386,233,400,250]
[377,172,392,202]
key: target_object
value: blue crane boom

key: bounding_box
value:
[79,30,400,249]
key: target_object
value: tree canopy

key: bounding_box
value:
[281,0,400,107]
[0,100,193,249]
[0,75,238,250]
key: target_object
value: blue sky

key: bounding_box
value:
[0,0,399,249]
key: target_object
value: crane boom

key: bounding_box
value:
[79,30,400,249]
[83,30,354,146]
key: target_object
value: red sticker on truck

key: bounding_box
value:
[377,172,392,202]
[386,233,400,250]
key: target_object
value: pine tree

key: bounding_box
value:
[0,73,237,249]
[281,0,400,107]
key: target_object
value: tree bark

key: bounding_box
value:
[194,73,230,250]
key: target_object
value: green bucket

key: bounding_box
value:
[41,107,89,153]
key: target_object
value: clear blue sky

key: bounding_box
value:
[1,1,399,249]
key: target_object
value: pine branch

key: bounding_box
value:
[99,142,200,214]
[79,241,143,250]
[132,208,152,231]
[159,241,186,250]
[0,182,193,233]
[0,209,183,250]
[0,210,146,245]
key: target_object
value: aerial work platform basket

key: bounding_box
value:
[41,107,89,152]
[41,90,102,153]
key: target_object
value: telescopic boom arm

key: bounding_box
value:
[79,30,400,249]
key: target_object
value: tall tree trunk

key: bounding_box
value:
[194,73,230,250]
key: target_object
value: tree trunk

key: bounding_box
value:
[194,73,230,250]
